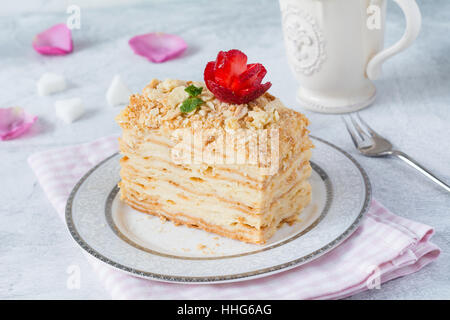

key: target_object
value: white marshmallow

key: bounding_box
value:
[54,98,84,123]
[106,74,131,106]
[37,73,66,96]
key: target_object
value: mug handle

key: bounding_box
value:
[366,0,422,80]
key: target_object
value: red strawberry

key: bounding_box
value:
[214,50,247,88]
[204,49,272,104]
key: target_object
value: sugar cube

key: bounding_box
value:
[37,73,66,96]
[106,74,131,106]
[54,98,84,123]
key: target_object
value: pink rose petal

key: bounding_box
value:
[0,107,37,141]
[33,23,73,55]
[129,33,187,63]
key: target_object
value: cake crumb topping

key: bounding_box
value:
[116,79,283,131]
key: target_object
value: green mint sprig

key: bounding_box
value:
[180,97,204,113]
[180,85,204,113]
[185,84,203,97]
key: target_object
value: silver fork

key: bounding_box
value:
[343,113,450,193]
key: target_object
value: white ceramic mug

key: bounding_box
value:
[279,0,422,113]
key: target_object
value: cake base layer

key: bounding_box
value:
[119,182,312,244]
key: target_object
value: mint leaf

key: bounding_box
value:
[185,85,203,97]
[180,97,204,113]
[180,85,204,112]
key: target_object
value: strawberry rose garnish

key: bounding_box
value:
[204,49,272,104]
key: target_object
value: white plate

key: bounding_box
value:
[66,136,371,284]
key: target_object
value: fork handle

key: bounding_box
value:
[392,150,450,193]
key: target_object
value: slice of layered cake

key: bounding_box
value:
[116,50,313,244]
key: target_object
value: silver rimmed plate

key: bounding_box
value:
[65,136,371,284]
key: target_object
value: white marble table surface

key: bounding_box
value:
[1,0,449,299]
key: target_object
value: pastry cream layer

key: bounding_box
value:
[120,182,311,244]
[119,156,311,225]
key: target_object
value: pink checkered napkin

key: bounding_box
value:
[28,136,440,300]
